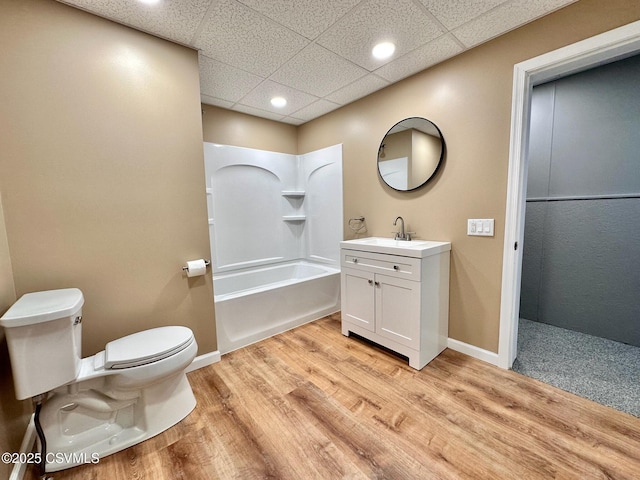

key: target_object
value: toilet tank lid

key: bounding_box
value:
[0,288,84,328]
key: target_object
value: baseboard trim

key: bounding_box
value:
[447,338,500,367]
[186,350,221,373]
[9,415,36,480]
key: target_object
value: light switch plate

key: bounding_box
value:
[467,219,494,236]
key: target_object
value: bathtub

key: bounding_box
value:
[213,261,341,354]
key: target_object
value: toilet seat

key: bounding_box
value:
[105,326,194,369]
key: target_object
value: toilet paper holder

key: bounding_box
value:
[182,259,210,271]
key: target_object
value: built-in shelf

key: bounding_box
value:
[281,190,306,197]
[282,191,306,219]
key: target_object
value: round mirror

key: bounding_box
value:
[377,117,444,191]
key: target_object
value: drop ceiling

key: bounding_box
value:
[58,0,577,125]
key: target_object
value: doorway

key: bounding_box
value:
[498,22,640,415]
[511,55,640,416]
[498,21,640,370]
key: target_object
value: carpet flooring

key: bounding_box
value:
[513,318,640,418]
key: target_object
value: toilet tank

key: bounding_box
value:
[0,288,84,400]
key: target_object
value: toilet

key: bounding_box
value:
[0,288,198,473]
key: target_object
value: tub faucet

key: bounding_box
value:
[393,216,412,241]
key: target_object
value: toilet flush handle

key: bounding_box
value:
[73,316,82,325]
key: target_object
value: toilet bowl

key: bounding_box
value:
[0,288,198,472]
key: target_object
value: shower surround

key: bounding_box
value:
[204,143,343,353]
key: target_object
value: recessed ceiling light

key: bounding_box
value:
[138,0,161,5]
[271,96,287,108]
[372,42,395,60]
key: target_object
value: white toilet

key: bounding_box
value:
[0,288,198,473]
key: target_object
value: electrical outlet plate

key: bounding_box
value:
[467,219,494,236]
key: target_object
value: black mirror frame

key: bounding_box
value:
[377,117,445,192]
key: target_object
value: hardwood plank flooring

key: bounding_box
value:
[27,313,640,479]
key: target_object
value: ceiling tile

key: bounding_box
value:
[59,0,212,45]
[280,116,306,126]
[231,104,286,121]
[199,54,264,102]
[238,80,319,116]
[317,0,444,71]
[269,44,369,97]
[417,0,509,30]
[58,0,582,124]
[375,34,464,83]
[194,0,309,77]
[290,99,342,122]
[200,94,234,109]
[237,0,362,40]
[452,0,577,48]
[325,74,390,105]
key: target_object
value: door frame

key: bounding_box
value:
[497,20,640,369]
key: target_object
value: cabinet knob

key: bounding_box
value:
[368,279,373,285]
[353,258,358,263]
[374,281,380,286]
[393,265,399,270]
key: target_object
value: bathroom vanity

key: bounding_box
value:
[340,237,451,369]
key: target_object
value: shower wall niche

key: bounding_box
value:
[203,143,343,273]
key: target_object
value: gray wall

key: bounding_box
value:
[520,54,640,346]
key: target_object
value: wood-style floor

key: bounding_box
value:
[29,313,640,479]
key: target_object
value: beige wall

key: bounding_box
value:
[202,104,298,154]
[0,1,297,460]
[411,130,441,188]
[0,193,15,337]
[0,0,216,460]
[0,0,637,467]
[0,0,215,357]
[381,129,412,162]
[298,0,640,352]
[0,191,30,480]
[380,129,412,179]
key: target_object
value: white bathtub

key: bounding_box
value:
[213,261,341,354]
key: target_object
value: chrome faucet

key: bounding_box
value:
[393,216,412,241]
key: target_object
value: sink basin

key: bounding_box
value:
[340,237,451,258]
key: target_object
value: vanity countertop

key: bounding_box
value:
[340,237,451,258]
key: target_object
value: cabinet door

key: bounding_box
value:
[375,274,420,349]
[341,267,375,332]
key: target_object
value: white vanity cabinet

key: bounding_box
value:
[340,238,451,370]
